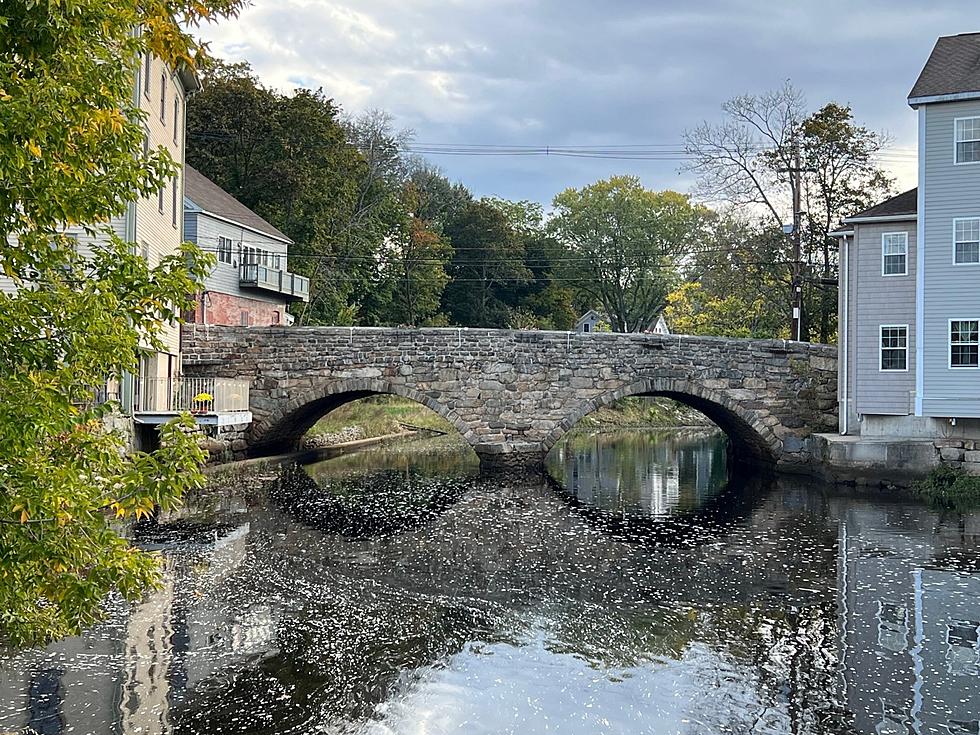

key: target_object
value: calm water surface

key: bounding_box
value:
[2,430,979,735]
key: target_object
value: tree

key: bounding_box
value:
[441,201,531,327]
[684,85,893,342]
[0,0,242,643]
[364,182,453,326]
[549,176,707,333]
[186,63,398,326]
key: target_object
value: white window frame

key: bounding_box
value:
[881,232,909,276]
[143,54,152,98]
[217,236,233,264]
[954,116,980,165]
[949,319,980,369]
[953,217,980,265]
[880,325,909,372]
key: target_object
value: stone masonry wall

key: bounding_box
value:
[181,326,838,472]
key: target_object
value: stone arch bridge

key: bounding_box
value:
[181,325,838,473]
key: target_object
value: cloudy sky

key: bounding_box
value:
[198,1,971,206]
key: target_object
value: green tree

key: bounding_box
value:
[441,201,531,327]
[684,86,892,342]
[0,0,241,643]
[549,176,707,333]
[186,62,398,326]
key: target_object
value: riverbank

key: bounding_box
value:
[304,395,712,447]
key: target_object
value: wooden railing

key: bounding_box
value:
[134,377,250,414]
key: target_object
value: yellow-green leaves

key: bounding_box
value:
[0,0,236,646]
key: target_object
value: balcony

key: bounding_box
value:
[239,263,310,302]
[134,377,251,426]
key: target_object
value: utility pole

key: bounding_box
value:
[779,139,806,341]
[791,142,804,342]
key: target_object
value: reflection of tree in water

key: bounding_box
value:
[172,471,850,733]
[270,463,475,538]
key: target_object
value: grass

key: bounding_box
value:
[308,395,711,443]
[576,397,713,429]
[911,463,980,512]
[309,395,455,440]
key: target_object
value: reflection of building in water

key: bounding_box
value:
[837,504,980,734]
[555,432,725,517]
[0,522,276,734]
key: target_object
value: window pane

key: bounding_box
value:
[957,118,980,141]
[957,141,980,163]
[882,349,907,370]
[952,320,980,343]
[956,242,980,264]
[956,219,980,242]
[884,254,906,274]
[952,345,979,368]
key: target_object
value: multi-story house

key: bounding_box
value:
[3,55,251,450]
[182,166,309,327]
[835,32,980,449]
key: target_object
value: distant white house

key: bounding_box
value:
[574,310,670,335]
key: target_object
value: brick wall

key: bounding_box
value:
[187,291,287,327]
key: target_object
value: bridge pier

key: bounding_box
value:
[475,442,548,478]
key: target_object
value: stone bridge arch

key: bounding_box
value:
[180,325,838,474]
[543,377,781,465]
[248,377,473,455]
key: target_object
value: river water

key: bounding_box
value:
[1,430,979,735]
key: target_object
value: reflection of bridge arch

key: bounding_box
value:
[544,377,781,465]
[181,325,837,473]
[249,378,470,455]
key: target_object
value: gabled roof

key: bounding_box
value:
[842,188,918,223]
[909,32,980,104]
[184,166,292,244]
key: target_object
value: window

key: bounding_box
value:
[158,185,164,214]
[141,241,150,264]
[877,601,909,651]
[240,310,249,327]
[272,311,280,325]
[951,320,980,368]
[955,117,980,164]
[880,326,908,371]
[946,620,980,676]
[143,54,151,97]
[142,131,149,159]
[173,98,180,143]
[274,254,282,270]
[159,73,166,122]
[171,176,178,228]
[217,236,233,264]
[955,218,980,264]
[882,232,908,275]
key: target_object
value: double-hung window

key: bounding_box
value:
[143,54,151,97]
[951,320,980,368]
[880,326,908,371]
[217,236,233,264]
[159,73,166,122]
[954,218,980,264]
[882,232,908,275]
[171,176,178,228]
[955,117,980,164]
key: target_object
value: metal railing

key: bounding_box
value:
[134,377,250,414]
[239,263,310,302]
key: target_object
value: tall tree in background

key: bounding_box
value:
[186,63,401,325]
[549,176,707,333]
[0,0,242,644]
[684,85,892,342]
[441,201,531,327]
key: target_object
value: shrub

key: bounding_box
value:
[912,463,980,511]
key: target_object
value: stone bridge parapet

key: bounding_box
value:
[181,325,838,473]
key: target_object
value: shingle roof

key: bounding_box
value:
[909,32,980,101]
[843,188,918,222]
[184,166,292,243]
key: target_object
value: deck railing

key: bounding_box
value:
[239,263,310,301]
[134,377,250,414]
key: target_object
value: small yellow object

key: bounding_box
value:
[193,392,213,403]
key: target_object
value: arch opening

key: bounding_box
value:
[247,379,472,458]
[544,378,780,467]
